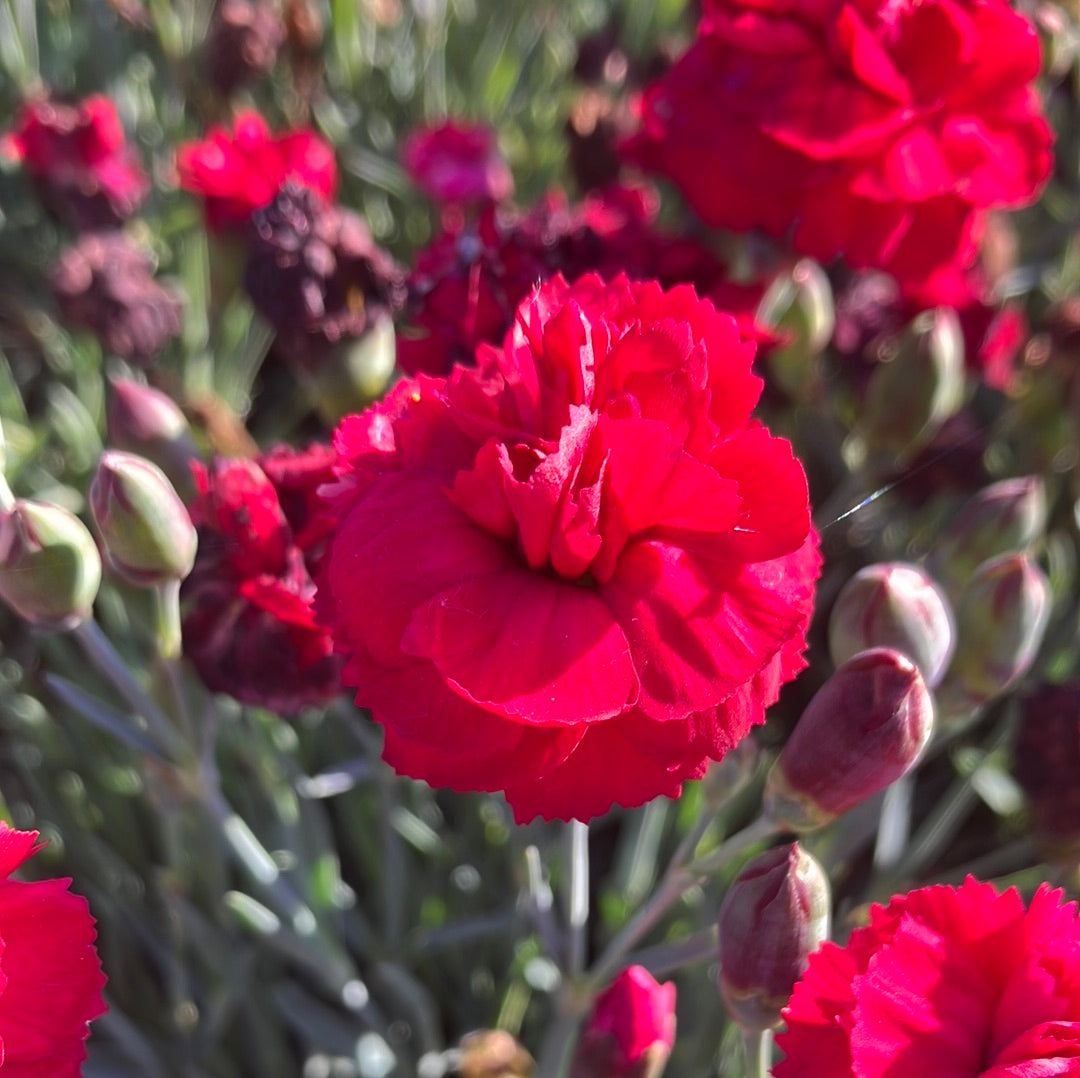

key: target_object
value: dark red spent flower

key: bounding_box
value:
[205,0,285,97]
[573,966,676,1078]
[321,273,820,822]
[2,94,149,228]
[51,232,183,365]
[176,111,337,232]
[183,447,342,714]
[0,824,107,1073]
[243,184,405,369]
[624,0,1053,290]
[397,184,759,378]
[775,879,1080,1077]
[401,120,513,207]
[1014,682,1080,861]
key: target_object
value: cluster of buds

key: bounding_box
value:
[51,233,183,366]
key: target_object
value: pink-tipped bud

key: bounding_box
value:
[718,843,830,1031]
[107,378,198,494]
[937,552,1051,718]
[0,500,101,629]
[90,451,197,585]
[764,648,934,832]
[573,966,676,1078]
[828,562,955,687]
[927,476,1046,598]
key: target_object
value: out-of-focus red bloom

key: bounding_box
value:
[2,95,149,228]
[176,111,337,232]
[182,444,342,714]
[776,878,1080,1077]
[320,273,820,822]
[573,966,676,1078]
[398,183,767,377]
[401,120,513,207]
[624,0,1053,291]
[0,824,107,1074]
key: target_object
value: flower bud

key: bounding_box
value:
[758,259,834,398]
[828,562,955,687]
[456,1030,534,1077]
[859,307,965,461]
[0,500,101,629]
[90,451,197,585]
[718,843,830,1031]
[764,649,934,832]
[107,378,198,493]
[572,966,676,1078]
[927,477,1046,598]
[937,552,1051,718]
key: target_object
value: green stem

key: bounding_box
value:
[153,579,183,661]
[71,618,185,759]
[743,1028,773,1078]
[590,815,777,989]
[566,820,589,978]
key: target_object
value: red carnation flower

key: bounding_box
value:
[182,444,343,714]
[401,120,514,207]
[321,274,819,822]
[0,824,107,1074]
[625,0,1053,289]
[775,878,1080,1077]
[176,111,337,232]
[574,966,677,1078]
[2,95,149,228]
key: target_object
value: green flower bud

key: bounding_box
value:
[829,562,955,687]
[859,307,965,460]
[927,476,1046,599]
[89,451,197,585]
[758,259,834,399]
[718,843,831,1031]
[0,500,102,629]
[937,552,1051,719]
[764,649,934,832]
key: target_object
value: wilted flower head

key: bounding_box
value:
[205,0,285,96]
[182,444,342,714]
[176,111,337,232]
[321,273,819,822]
[0,825,107,1073]
[2,94,149,227]
[51,232,183,365]
[718,843,830,1031]
[776,879,1080,1077]
[765,648,934,832]
[243,183,405,369]
[573,966,676,1078]
[1014,682,1080,861]
[401,120,514,207]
